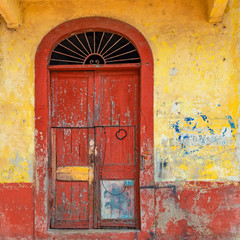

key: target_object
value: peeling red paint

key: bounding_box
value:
[0,183,33,239]
[155,181,240,239]
[1,181,240,239]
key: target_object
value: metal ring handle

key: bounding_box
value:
[115,129,127,140]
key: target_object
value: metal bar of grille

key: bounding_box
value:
[106,57,140,63]
[53,50,85,61]
[93,31,95,53]
[97,32,105,54]
[58,43,86,59]
[50,59,83,63]
[103,42,131,58]
[102,36,123,57]
[75,35,90,55]
[105,49,137,60]
[99,33,114,55]
[66,39,88,57]
[84,32,92,54]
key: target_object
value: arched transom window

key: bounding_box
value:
[49,31,141,65]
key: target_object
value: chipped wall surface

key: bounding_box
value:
[155,181,240,239]
[0,0,239,184]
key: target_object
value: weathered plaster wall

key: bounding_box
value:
[0,0,239,182]
[152,0,240,182]
[0,1,239,238]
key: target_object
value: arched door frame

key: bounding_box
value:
[35,17,154,239]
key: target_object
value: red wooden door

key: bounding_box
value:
[50,71,94,229]
[50,69,140,229]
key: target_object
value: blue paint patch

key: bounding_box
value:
[102,181,134,220]
[184,146,203,155]
[226,115,236,129]
[192,122,197,130]
[185,117,194,123]
[171,121,180,133]
[125,180,133,186]
[222,127,227,136]
[207,126,214,135]
[217,104,221,106]
[200,114,208,122]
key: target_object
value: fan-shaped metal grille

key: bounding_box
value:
[49,31,141,65]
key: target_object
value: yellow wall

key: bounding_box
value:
[0,0,239,183]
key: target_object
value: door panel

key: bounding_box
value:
[51,71,94,127]
[94,70,139,126]
[95,127,136,179]
[101,180,135,220]
[95,126,138,227]
[93,70,140,228]
[51,128,94,229]
[56,128,90,167]
[50,69,140,229]
[55,181,89,221]
[96,126,135,165]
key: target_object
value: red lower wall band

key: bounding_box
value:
[0,181,239,239]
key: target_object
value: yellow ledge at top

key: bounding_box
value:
[0,0,21,29]
[206,0,229,23]
[0,0,229,29]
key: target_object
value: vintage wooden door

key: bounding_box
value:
[50,69,140,229]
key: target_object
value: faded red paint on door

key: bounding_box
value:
[50,69,140,229]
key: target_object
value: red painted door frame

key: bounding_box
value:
[35,17,154,239]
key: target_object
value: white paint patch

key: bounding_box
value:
[171,101,180,114]
[169,67,178,76]
[89,139,95,155]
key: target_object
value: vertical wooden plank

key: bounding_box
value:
[94,127,103,228]
[55,181,72,220]
[56,128,64,167]
[63,129,72,166]
[109,78,120,126]
[101,74,111,126]
[70,182,89,221]
[78,182,89,220]
[94,72,111,126]
[79,128,88,166]
[88,72,94,127]
[51,128,57,227]
[88,128,94,229]
[94,72,101,126]
[71,129,80,166]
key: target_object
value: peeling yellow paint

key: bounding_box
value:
[0,0,239,183]
[56,166,93,183]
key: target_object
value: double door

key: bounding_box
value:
[50,69,140,229]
